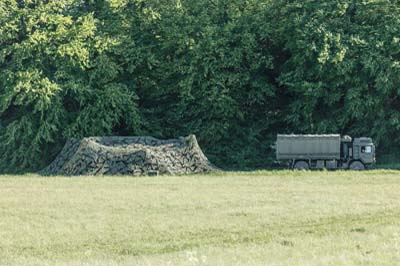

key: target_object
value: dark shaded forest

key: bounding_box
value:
[1,0,400,172]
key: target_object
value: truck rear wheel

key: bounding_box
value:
[349,161,365,171]
[293,161,309,170]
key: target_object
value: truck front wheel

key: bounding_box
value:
[349,161,365,171]
[293,161,309,170]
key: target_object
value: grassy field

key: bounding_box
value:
[1,170,400,266]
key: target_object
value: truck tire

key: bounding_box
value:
[349,161,365,171]
[293,161,309,170]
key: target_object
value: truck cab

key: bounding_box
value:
[351,137,375,165]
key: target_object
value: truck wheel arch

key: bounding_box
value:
[293,160,310,170]
[349,160,365,170]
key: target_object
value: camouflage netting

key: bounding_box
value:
[40,135,217,176]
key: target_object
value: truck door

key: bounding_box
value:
[360,145,375,164]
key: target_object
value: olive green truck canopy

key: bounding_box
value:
[276,134,342,160]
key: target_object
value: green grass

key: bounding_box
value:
[1,170,400,265]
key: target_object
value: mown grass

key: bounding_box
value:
[1,170,400,265]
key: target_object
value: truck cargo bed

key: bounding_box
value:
[276,134,341,160]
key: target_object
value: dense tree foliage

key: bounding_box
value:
[1,0,400,172]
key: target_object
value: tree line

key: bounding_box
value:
[1,0,400,172]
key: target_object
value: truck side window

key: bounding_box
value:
[361,146,372,153]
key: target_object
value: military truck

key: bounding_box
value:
[274,134,375,170]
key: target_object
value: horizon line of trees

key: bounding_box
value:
[1,0,400,173]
